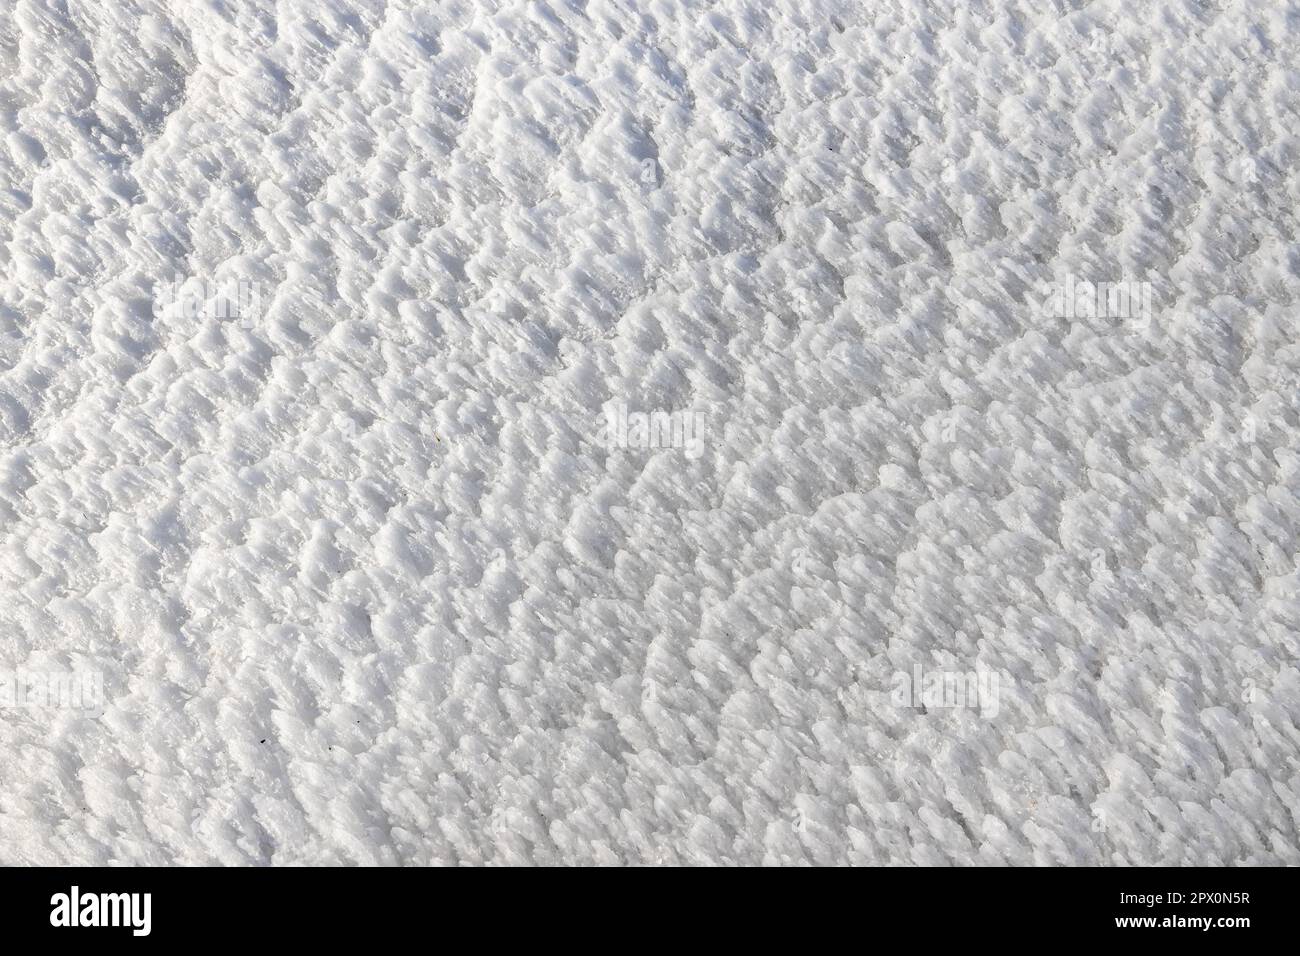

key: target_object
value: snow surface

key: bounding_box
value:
[2,0,1299,865]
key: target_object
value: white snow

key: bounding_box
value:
[1,0,1299,864]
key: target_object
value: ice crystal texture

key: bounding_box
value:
[1,0,1298,864]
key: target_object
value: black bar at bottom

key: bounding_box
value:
[0,866,1287,944]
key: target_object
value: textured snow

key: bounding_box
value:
[1,0,1299,865]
